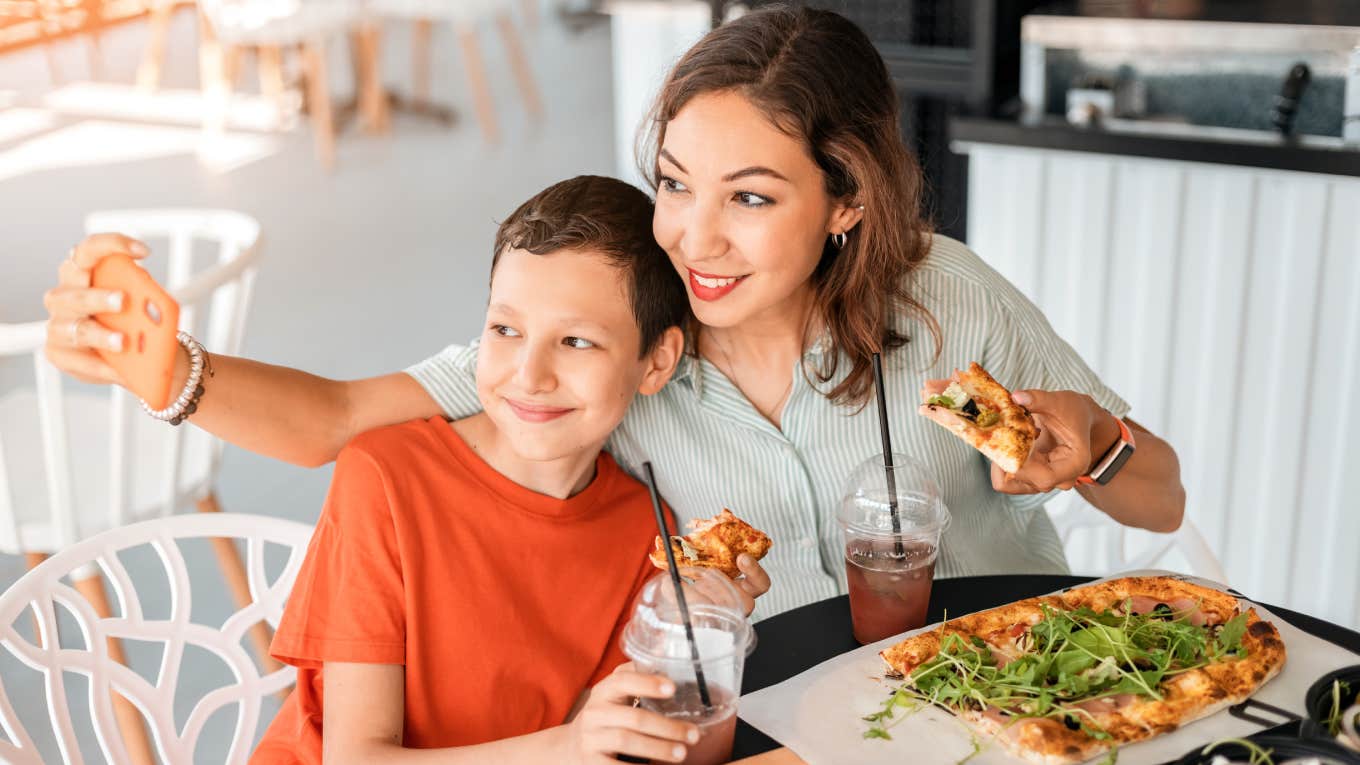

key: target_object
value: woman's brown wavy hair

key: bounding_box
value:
[640,4,941,408]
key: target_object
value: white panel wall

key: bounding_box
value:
[964,143,1360,630]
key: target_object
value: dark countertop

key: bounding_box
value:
[950,117,1360,178]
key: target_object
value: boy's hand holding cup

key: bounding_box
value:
[562,663,698,764]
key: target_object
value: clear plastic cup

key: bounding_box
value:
[837,454,951,644]
[621,569,756,765]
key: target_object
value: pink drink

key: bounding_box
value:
[641,682,737,765]
[845,538,937,644]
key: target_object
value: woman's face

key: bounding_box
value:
[653,90,862,331]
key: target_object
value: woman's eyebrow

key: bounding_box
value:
[659,148,686,173]
[722,166,789,183]
[660,148,788,183]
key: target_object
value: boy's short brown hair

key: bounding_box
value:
[492,175,688,356]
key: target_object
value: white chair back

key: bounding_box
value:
[1047,493,1230,585]
[0,512,310,764]
[0,210,261,554]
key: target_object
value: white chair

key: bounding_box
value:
[364,0,544,143]
[1047,493,1230,585]
[197,0,366,168]
[0,512,311,764]
[0,209,263,762]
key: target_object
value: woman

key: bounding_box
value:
[43,6,1183,620]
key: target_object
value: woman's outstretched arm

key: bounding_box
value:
[43,234,444,467]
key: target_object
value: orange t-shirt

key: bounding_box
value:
[251,417,666,763]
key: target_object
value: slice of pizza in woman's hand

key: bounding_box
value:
[873,576,1287,765]
[650,509,772,579]
[918,362,1039,474]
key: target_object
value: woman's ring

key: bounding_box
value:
[68,317,87,346]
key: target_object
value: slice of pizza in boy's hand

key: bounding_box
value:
[918,362,1038,474]
[650,509,771,579]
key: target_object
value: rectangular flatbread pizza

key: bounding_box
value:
[873,576,1287,765]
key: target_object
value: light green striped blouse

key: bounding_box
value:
[407,235,1129,620]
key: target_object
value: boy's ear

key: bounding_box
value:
[638,326,685,396]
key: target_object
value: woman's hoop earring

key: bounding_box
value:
[831,232,848,250]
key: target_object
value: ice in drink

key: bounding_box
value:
[845,538,937,643]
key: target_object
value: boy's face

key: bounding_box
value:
[477,247,677,463]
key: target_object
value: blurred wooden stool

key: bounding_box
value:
[361,0,543,143]
[197,0,364,168]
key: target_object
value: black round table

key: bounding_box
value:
[730,575,1360,760]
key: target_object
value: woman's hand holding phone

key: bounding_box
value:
[44,234,186,408]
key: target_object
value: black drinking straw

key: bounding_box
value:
[871,354,905,552]
[641,462,713,709]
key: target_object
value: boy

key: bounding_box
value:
[252,176,707,764]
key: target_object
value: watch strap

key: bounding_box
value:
[1076,416,1136,487]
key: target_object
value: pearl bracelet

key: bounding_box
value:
[140,332,209,425]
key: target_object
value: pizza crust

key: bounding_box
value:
[1058,577,1241,624]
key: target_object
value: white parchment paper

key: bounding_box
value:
[738,572,1360,765]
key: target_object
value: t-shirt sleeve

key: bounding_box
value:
[980,273,1131,513]
[270,444,407,668]
[404,339,483,420]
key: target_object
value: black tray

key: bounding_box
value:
[1173,734,1360,765]
[1302,665,1360,746]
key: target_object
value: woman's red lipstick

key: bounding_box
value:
[688,269,747,301]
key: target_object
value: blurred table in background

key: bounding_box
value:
[0,0,195,84]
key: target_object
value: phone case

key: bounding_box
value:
[90,255,181,410]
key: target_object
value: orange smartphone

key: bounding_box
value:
[90,254,181,410]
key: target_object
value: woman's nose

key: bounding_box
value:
[679,202,726,263]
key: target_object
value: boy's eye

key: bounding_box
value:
[734,191,772,208]
[659,175,689,194]
[563,336,595,350]
[491,324,520,338]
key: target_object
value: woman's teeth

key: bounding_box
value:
[694,274,741,288]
